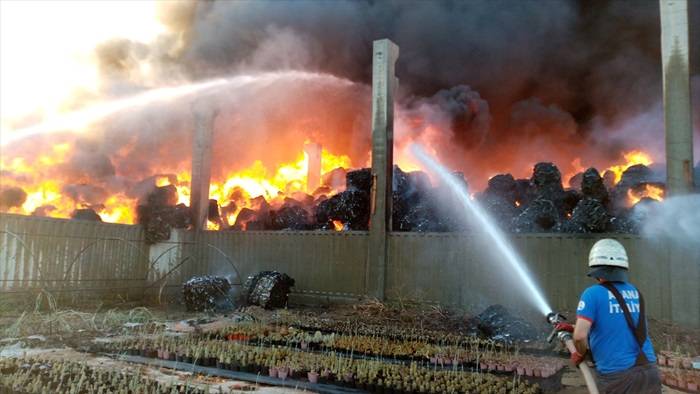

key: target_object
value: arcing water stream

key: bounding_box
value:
[410,144,553,316]
[1,71,354,146]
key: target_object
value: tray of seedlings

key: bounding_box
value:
[0,357,210,394]
[655,351,700,392]
[205,322,567,379]
[98,334,553,393]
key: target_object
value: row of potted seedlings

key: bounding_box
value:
[0,358,209,394]
[213,322,499,360]
[207,322,567,378]
[657,351,699,370]
[660,368,700,392]
[275,315,481,346]
[105,336,542,394]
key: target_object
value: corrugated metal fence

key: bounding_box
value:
[0,213,148,302]
[2,213,698,326]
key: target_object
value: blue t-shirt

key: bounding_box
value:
[576,282,656,374]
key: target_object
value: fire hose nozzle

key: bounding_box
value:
[546,311,568,343]
[546,311,567,325]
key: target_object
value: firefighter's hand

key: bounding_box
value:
[570,350,585,367]
[555,322,574,333]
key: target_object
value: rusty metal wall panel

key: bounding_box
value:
[0,213,148,299]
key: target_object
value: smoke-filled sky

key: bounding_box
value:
[1,0,698,204]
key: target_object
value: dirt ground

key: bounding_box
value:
[1,300,697,393]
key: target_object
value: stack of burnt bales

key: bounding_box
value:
[478,174,521,229]
[315,168,371,230]
[561,168,610,233]
[137,185,191,243]
[392,166,442,232]
[479,161,669,234]
[220,159,678,234]
[512,162,579,232]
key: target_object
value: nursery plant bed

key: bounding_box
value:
[116,354,367,394]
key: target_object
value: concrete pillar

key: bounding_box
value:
[304,142,322,194]
[190,103,218,230]
[366,39,399,300]
[660,0,695,194]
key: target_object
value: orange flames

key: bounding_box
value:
[627,184,664,205]
[565,150,654,188]
[1,136,351,226]
[606,150,653,184]
[563,149,662,207]
[0,142,140,223]
[0,134,664,225]
[332,220,345,231]
[150,148,351,228]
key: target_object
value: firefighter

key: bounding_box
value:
[556,238,662,394]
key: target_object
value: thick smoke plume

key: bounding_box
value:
[1,0,699,219]
[74,1,700,168]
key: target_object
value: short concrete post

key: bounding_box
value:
[366,39,399,300]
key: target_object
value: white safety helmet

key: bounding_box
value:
[587,239,629,282]
[588,238,629,269]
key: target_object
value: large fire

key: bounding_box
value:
[1,142,351,227]
[1,140,661,225]
[562,149,662,207]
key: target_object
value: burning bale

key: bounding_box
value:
[532,162,564,199]
[242,271,295,309]
[580,167,609,204]
[182,276,233,312]
[312,168,372,230]
[478,174,520,229]
[513,198,559,232]
[270,205,312,230]
[71,208,102,222]
[346,168,372,193]
[561,197,609,233]
[393,166,437,231]
[138,185,191,243]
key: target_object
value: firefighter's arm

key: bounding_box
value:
[572,318,592,361]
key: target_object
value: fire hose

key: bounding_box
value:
[547,313,600,394]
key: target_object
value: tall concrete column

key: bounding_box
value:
[304,142,322,194]
[366,39,399,300]
[660,0,694,194]
[190,103,218,230]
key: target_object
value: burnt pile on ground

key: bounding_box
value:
[137,185,191,243]
[242,271,295,309]
[183,276,232,312]
[474,304,541,343]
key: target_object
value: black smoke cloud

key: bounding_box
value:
[136,0,697,184]
[156,0,698,125]
[3,0,699,215]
